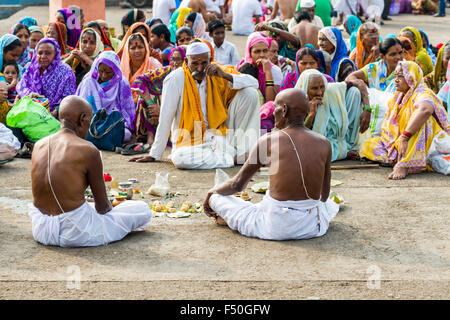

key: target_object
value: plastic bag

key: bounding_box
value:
[428,155,450,175]
[147,171,170,196]
[427,131,450,175]
[0,123,20,149]
[214,168,230,188]
[368,88,393,137]
[6,96,60,142]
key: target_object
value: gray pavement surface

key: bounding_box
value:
[0,6,449,300]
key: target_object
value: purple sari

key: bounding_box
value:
[16,38,76,111]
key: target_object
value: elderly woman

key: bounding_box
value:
[359,61,450,180]
[294,69,371,161]
[16,38,76,116]
[425,42,450,94]
[64,28,104,85]
[120,33,162,98]
[76,51,135,144]
[318,27,356,82]
[130,46,187,152]
[237,33,283,103]
[350,22,381,70]
[46,22,73,58]
[399,27,433,76]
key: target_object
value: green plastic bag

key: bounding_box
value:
[6,96,60,142]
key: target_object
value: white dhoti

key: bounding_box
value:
[170,87,261,169]
[28,200,152,247]
[209,192,339,240]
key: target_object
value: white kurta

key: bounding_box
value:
[213,40,241,67]
[149,68,260,169]
[209,192,339,240]
[28,201,152,247]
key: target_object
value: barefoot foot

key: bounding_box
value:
[215,216,228,226]
[388,165,409,180]
[346,150,361,161]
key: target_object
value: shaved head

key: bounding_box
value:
[59,96,93,138]
[273,88,309,129]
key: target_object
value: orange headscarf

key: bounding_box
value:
[350,24,379,69]
[48,22,73,57]
[117,22,151,59]
[120,33,162,91]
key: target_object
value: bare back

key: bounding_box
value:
[31,131,101,215]
[268,127,331,201]
[291,21,319,49]
[275,0,298,20]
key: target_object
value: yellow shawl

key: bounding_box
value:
[177,62,239,147]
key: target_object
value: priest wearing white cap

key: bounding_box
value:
[288,0,324,31]
[129,42,261,169]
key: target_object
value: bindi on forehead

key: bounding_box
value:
[84,35,94,41]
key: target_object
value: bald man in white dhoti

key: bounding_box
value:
[203,89,339,241]
[130,42,261,169]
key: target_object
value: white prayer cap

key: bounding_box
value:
[300,0,316,8]
[186,42,211,56]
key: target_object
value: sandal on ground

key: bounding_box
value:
[121,143,150,155]
[16,142,34,159]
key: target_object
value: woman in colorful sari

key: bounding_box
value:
[64,28,104,85]
[119,9,146,40]
[120,33,162,100]
[29,26,44,51]
[350,22,381,70]
[425,42,450,93]
[294,69,370,161]
[359,61,450,180]
[16,38,76,115]
[46,22,73,58]
[184,12,211,41]
[76,51,136,143]
[132,46,187,148]
[419,30,437,65]
[56,8,82,48]
[281,47,334,91]
[318,27,357,82]
[237,33,283,103]
[116,22,156,61]
[346,37,404,136]
[399,27,433,76]
[344,15,362,52]
[11,24,32,70]
[84,21,114,52]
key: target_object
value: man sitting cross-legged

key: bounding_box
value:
[203,88,339,241]
[130,42,260,169]
[29,96,152,247]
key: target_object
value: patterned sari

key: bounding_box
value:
[359,61,450,172]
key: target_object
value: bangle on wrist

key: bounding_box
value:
[402,130,412,140]
[363,105,371,112]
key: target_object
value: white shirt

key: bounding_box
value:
[231,0,263,36]
[149,68,259,160]
[152,0,177,25]
[205,0,224,14]
[270,64,283,86]
[213,40,241,67]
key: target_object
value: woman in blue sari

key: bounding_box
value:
[318,27,357,82]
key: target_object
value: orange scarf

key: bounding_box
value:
[177,62,239,147]
[117,22,151,59]
[120,32,162,89]
[350,27,378,70]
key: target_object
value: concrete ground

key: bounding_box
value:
[0,6,449,300]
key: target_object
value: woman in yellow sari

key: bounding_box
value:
[359,61,450,180]
[399,27,433,76]
[425,41,450,93]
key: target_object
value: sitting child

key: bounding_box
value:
[2,62,19,105]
